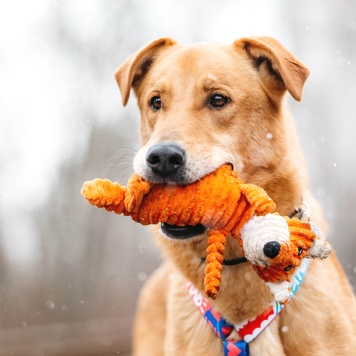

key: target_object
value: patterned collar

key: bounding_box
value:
[187,259,309,356]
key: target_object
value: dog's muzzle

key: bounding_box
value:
[146,143,186,178]
[161,222,207,240]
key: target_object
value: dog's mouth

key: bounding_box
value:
[161,222,207,240]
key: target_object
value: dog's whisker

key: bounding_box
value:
[107,157,135,165]
[100,147,136,181]
[107,163,133,169]
[111,165,135,181]
[104,153,135,163]
[107,159,134,165]
[106,146,138,155]
[105,153,134,165]
[202,154,216,161]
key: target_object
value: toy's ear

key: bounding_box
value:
[114,38,176,106]
[234,37,310,102]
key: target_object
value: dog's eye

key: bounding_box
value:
[150,96,162,111]
[298,247,303,256]
[209,94,229,108]
[284,265,293,272]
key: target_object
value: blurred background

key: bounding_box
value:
[0,0,355,354]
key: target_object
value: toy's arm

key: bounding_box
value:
[125,173,154,213]
[81,178,127,213]
[239,183,276,215]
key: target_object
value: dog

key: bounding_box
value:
[114,37,356,355]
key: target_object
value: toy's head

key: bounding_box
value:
[241,214,331,283]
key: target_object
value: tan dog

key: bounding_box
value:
[114,37,356,355]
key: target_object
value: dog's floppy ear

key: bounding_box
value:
[234,37,310,101]
[114,38,176,106]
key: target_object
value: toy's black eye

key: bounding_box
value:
[150,96,162,111]
[284,265,293,272]
[298,247,303,256]
[209,94,229,108]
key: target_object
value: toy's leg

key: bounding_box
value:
[125,173,154,213]
[308,222,332,259]
[240,183,276,215]
[266,281,291,304]
[204,230,228,299]
[308,237,332,259]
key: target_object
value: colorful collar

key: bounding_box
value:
[187,258,309,356]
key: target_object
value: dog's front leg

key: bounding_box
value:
[164,272,224,356]
[249,320,287,356]
[132,262,169,356]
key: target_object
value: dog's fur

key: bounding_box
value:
[115,37,356,355]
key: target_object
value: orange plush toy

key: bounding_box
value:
[240,213,331,302]
[81,164,275,299]
[81,164,331,302]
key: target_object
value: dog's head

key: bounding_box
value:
[115,37,309,187]
[113,38,310,290]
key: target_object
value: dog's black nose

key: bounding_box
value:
[263,241,281,259]
[146,144,186,177]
